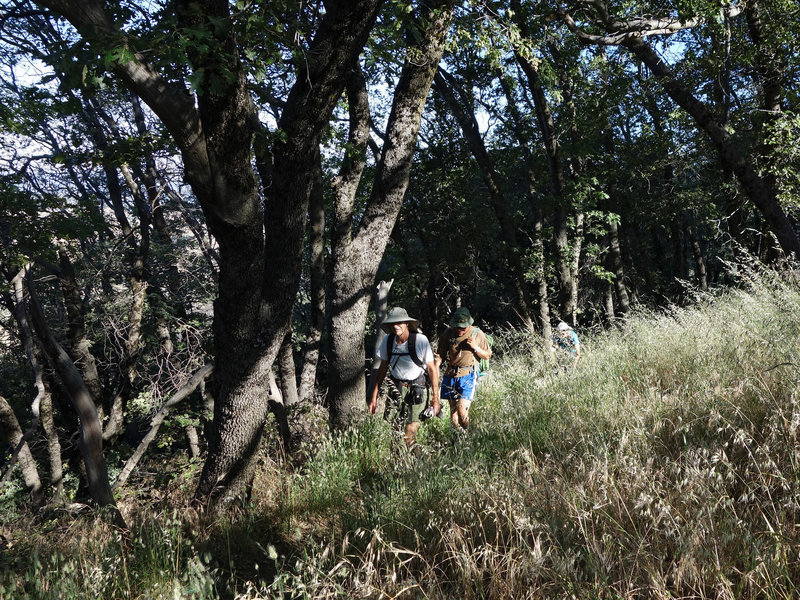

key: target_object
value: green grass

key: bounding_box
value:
[2,264,800,598]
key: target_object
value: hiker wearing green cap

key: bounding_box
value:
[368,307,440,449]
[434,307,491,431]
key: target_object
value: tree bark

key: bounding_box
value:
[686,222,709,292]
[36,0,385,507]
[568,212,584,325]
[298,158,326,404]
[327,0,457,429]
[0,394,43,504]
[6,279,63,505]
[365,278,394,413]
[607,217,630,315]
[23,268,122,524]
[39,381,64,504]
[744,0,783,201]
[278,333,299,407]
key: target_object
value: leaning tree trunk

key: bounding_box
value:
[0,394,43,505]
[327,0,457,429]
[114,363,213,490]
[23,268,122,525]
[623,36,800,259]
[6,281,63,505]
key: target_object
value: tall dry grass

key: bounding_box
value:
[2,264,799,599]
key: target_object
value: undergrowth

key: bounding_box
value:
[2,264,799,598]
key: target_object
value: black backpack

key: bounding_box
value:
[386,330,436,413]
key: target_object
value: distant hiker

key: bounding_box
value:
[552,321,580,370]
[434,307,492,432]
[368,307,440,449]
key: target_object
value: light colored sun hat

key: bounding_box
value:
[557,321,571,331]
[381,307,419,333]
[449,307,474,328]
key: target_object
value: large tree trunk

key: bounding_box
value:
[199,1,386,503]
[37,0,385,508]
[327,0,457,429]
[298,158,327,404]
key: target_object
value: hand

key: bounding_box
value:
[368,399,377,414]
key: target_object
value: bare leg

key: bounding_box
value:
[449,399,462,430]
[405,422,421,449]
[457,399,470,429]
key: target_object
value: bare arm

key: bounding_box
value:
[426,360,440,414]
[368,359,389,414]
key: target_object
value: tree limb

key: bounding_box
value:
[113,363,214,490]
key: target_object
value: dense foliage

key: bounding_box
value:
[2,262,799,598]
[0,0,799,593]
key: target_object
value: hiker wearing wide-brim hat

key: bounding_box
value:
[380,307,419,333]
[369,307,440,450]
[435,307,491,432]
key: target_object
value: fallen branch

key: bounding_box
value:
[113,362,214,490]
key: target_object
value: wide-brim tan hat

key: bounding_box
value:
[381,307,419,333]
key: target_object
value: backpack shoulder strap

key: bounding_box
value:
[407,331,424,367]
[388,331,425,368]
[386,332,395,353]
